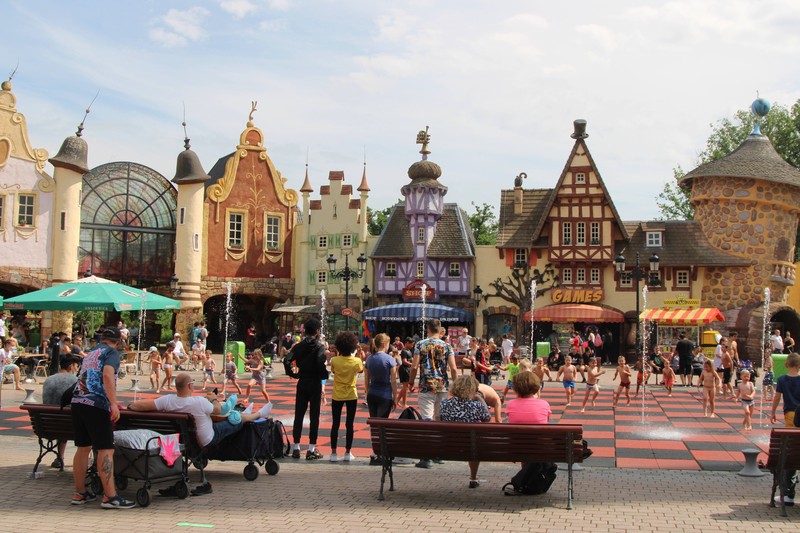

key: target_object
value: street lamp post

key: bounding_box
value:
[327,252,367,331]
[614,252,660,358]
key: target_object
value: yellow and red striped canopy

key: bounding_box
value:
[526,304,625,323]
[639,307,724,325]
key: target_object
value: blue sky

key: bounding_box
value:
[4,0,800,220]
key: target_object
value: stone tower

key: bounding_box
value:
[680,99,800,356]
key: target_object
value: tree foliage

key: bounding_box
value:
[468,202,499,245]
[657,99,800,222]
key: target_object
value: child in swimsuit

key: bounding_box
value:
[736,369,756,430]
[556,356,577,406]
[148,347,162,392]
[244,349,270,403]
[613,356,632,408]
[581,358,605,412]
[499,354,521,399]
[633,355,650,398]
[662,363,676,397]
[532,357,551,391]
[699,359,721,418]
[161,344,175,391]
[201,349,217,391]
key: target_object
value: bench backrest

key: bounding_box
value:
[20,404,74,441]
[766,428,800,471]
[368,418,583,464]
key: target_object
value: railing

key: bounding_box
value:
[771,261,796,285]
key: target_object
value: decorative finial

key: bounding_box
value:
[182,101,191,150]
[514,172,527,187]
[571,119,588,139]
[751,91,771,136]
[76,90,99,137]
[416,126,431,160]
[247,101,258,127]
[2,60,18,91]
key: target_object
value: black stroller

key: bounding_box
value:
[489,350,504,381]
[113,432,189,508]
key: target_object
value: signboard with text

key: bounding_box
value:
[402,279,436,301]
[551,289,604,304]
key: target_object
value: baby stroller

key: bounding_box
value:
[489,350,504,380]
[735,359,757,386]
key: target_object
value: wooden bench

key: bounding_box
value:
[766,427,800,517]
[368,418,583,509]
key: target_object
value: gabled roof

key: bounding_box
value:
[371,203,475,259]
[531,138,629,242]
[496,188,554,248]
[680,133,800,189]
[616,221,750,267]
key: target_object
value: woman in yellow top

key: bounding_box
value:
[329,331,364,462]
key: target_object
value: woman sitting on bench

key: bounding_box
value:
[439,375,491,488]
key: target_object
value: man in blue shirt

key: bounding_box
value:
[70,327,134,509]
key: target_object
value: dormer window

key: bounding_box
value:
[646,231,662,247]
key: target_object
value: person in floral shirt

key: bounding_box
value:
[409,319,457,418]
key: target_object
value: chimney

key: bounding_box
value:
[513,172,526,215]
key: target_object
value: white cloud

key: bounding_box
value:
[219,0,257,18]
[259,18,287,32]
[575,24,621,52]
[268,0,291,11]
[149,7,209,47]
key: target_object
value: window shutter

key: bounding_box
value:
[334,233,341,247]
[310,235,317,248]
[309,271,316,285]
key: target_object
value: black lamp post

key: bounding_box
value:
[614,252,660,358]
[327,252,367,331]
[361,285,371,309]
[473,285,483,308]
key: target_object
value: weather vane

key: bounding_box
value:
[247,100,258,127]
[76,90,100,137]
[416,126,431,160]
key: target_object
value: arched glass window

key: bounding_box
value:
[79,162,177,285]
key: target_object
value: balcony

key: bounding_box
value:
[771,261,796,285]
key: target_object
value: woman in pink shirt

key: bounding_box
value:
[505,371,551,424]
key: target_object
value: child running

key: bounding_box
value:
[200,349,217,391]
[500,354,521,400]
[244,349,270,403]
[148,346,162,393]
[532,357,552,390]
[556,355,578,406]
[223,352,242,396]
[736,369,756,430]
[699,359,721,417]
[581,358,605,412]
[160,343,175,391]
[613,356,632,408]
[633,354,650,398]
[662,362,676,397]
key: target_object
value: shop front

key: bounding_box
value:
[639,305,725,354]
[363,303,475,340]
[525,303,625,359]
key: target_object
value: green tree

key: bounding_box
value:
[658,99,800,222]
[367,199,403,236]
[468,202,499,245]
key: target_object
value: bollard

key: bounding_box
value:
[128,378,144,392]
[738,448,765,477]
[22,388,39,403]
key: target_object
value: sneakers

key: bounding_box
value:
[369,456,383,466]
[101,496,135,509]
[343,452,356,462]
[190,482,213,496]
[415,459,433,469]
[774,495,795,506]
[71,491,97,505]
[329,452,339,463]
[306,449,323,461]
[51,457,64,469]
[291,449,301,459]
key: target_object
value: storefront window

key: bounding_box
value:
[487,314,516,342]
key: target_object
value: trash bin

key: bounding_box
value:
[772,353,789,379]
[226,341,247,374]
[536,342,550,359]
[700,329,719,359]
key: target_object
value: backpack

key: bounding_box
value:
[397,406,422,420]
[502,462,558,495]
[266,419,291,458]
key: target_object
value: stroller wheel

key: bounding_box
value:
[115,475,128,491]
[136,488,151,508]
[174,480,190,499]
[243,463,259,481]
[265,460,280,476]
[90,475,103,496]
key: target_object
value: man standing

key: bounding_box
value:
[173,333,188,369]
[501,334,514,364]
[771,329,784,354]
[0,311,7,344]
[285,318,327,460]
[69,327,134,509]
[673,333,695,387]
[729,332,741,368]
[784,331,796,354]
[408,319,457,468]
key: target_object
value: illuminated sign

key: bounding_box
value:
[551,289,604,303]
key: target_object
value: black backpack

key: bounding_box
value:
[397,406,422,420]
[502,462,558,496]
[266,419,291,458]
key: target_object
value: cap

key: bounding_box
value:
[285,333,291,337]
[149,346,158,352]
[101,327,122,341]
[174,333,181,337]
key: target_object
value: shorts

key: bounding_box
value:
[226,372,238,380]
[586,382,599,391]
[763,371,774,386]
[399,369,410,384]
[619,382,631,390]
[71,402,114,450]
[506,380,513,390]
[563,380,575,389]
[741,399,754,407]
[204,369,214,376]
[163,364,173,370]
[664,376,675,388]
[722,368,732,384]
[3,363,19,373]
[251,372,265,385]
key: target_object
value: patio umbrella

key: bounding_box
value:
[2,276,180,311]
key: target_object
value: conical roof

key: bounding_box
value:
[680,133,800,188]
[173,138,210,184]
[50,134,89,174]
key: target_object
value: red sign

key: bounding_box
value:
[402,280,436,301]
[341,308,354,317]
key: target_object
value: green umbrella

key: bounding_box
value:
[3,276,180,311]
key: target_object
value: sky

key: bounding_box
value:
[4,0,800,221]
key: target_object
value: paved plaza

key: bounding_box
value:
[0,364,797,531]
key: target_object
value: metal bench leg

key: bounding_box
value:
[388,458,395,492]
[567,462,574,510]
[378,459,387,501]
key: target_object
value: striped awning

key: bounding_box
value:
[363,303,474,323]
[525,304,624,323]
[640,307,724,325]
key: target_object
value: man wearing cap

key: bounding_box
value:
[70,327,134,509]
[280,332,296,361]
